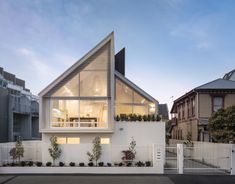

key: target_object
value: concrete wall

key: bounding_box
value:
[41,122,165,165]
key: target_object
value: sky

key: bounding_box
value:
[0,0,235,111]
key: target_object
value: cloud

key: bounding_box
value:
[17,48,57,77]
[170,13,217,50]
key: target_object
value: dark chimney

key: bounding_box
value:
[115,48,125,76]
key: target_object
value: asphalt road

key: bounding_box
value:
[0,175,235,184]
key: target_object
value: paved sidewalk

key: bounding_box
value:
[0,174,235,184]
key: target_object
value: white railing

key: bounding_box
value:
[51,122,107,128]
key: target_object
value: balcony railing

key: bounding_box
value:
[51,122,107,128]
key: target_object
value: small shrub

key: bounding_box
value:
[79,162,85,167]
[36,162,42,167]
[10,162,16,167]
[143,115,147,121]
[98,162,104,167]
[46,162,52,167]
[118,162,123,167]
[114,162,118,167]
[126,162,132,167]
[145,161,151,167]
[136,161,145,167]
[107,163,112,167]
[88,162,94,167]
[69,162,75,167]
[115,115,120,121]
[137,115,142,121]
[59,162,65,167]
[20,161,26,167]
[27,161,34,167]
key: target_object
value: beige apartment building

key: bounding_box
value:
[170,69,235,142]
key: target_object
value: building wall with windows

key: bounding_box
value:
[0,67,40,142]
[170,76,235,142]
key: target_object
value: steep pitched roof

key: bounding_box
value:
[39,32,114,97]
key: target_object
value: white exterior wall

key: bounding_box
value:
[41,122,165,165]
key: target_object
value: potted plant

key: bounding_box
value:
[27,161,34,167]
[122,137,136,166]
[98,162,104,167]
[88,162,94,167]
[107,163,112,167]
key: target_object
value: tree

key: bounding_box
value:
[87,136,102,166]
[48,136,62,166]
[9,136,24,163]
[209,105,235,143]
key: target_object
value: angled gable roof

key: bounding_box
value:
[39,32,114,97]
[115,71,158,103]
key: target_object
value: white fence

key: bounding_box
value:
[169,139,232,173]
[0,141,42,165]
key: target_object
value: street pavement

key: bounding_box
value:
[0,174,235,184]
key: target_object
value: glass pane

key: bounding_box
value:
[51,100,79,127]
[101,138,110,144]
[213,97,223,106]
[80,71,107,96]
[133,105,148,115]
[57,137,67,144]
[115,104,132,115]
[115,78,133,103]
[52,74,79,96]
[83,44,109,71]
[80,100,108,127]
[149,103,156,115]
[133,91,149,104]
[67,137,80,144]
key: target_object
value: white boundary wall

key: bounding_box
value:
[0,122,165,174]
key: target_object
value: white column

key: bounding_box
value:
[231,144,235,175]
[153,144,164,174]
[177,144,184,174]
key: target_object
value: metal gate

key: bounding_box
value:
[183,145,231,174]
[164,146,177,173]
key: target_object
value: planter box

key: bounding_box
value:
[0,166,159,174]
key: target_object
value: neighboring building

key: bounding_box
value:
[223,69,235,81]
[170,70,235,142]
[158,104,169,121]
[0,67,40,142]
[39,32,165,164]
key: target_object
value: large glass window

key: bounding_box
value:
[80,71,107,96]
[115,78,156,116]
[52,74,79,97]
[51,100,79,127]
[80,100,108,127]
[49,43,110,128]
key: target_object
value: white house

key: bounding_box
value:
[38,32,165,169]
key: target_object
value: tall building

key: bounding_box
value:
[0,67,40,142]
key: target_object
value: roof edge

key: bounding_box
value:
[39,32,114,97]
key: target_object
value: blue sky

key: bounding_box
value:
[0,0,235,110]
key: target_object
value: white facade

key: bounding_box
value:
[38,32,165,172]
